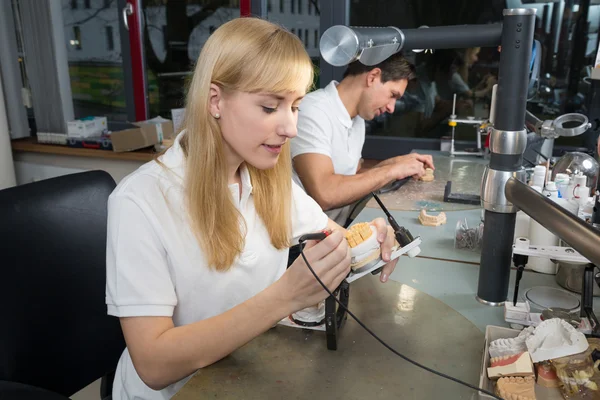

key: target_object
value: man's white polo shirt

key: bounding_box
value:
[105,132,328,399]
[291,81,365,226]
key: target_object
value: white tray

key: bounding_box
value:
[476,325,563,400]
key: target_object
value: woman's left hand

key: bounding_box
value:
[369,217,399,283]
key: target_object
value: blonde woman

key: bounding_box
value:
[105,18,398,400]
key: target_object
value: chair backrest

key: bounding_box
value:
[0,171,125,397]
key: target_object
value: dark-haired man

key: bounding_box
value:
[291,53,435,226]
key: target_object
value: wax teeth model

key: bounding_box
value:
[345,223,381,271]
[495,376,536,400]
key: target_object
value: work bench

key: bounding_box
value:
[174,151,588,399]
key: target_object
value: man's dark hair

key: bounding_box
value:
[343,53,416,83]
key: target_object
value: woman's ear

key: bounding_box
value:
[209,83,222,118]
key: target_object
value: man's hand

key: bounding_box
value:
[378,153,435,181]
[379,153,434,170]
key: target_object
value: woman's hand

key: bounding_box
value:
[278,230,351,312]
[369,217,399,283]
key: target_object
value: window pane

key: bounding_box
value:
[267,0,320,87]
[142,0,239,119]
[350,0,595,151]
[62,0,126,121]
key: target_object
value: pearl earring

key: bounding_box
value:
[214,113,220,119]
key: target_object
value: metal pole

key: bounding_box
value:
[505,177,600,266]
[477,9,536,306]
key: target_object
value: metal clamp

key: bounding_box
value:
[481,167,527,213]
[538,113,591,139]
[489,128,527,155]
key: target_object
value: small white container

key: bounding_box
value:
[531,165,546,188]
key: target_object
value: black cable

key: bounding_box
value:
[298,243,503,400]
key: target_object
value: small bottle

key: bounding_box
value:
[527,185,559,274]
[543,181,559,200]
[531,165,546,188]
[554,173,570,198]
[513,210,530,242]
[578,197,595,222]
[573,173,589,206]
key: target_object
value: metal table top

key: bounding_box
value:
[174,276,484,400]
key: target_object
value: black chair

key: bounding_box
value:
[0,171,126,400]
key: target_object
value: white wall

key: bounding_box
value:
[0,70,17,190]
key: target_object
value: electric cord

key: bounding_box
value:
[298,242,504,400]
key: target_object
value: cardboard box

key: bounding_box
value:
[476,325,563,400]
[67,117,107,138]
[110,117,174,152]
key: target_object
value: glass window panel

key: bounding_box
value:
[267,0,320,87]
[62,0,127,121]
[142,0,239,119]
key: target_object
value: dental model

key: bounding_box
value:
[487,352,534,379]
[418,209,447,226]
[536,362,560,388]
[525,318,589,363]
[489,326,535,358]
[345,222,382,271]
[495,376,536,400]
[420,168,434,182]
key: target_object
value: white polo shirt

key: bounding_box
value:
[105,132,328,400]
[291,81,365,226]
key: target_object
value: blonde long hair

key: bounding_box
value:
[180,18,314,271]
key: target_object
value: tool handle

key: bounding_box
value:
[298,230,332,243]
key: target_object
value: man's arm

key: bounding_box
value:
[293,153,424,211]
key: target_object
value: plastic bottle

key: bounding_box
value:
[513,210,530,242]
[531,165,546,188]
[554,173,570,198]
[543,181,559,200]
[572,173,589,207]
[578,197,594,222]
[527,185,559,274]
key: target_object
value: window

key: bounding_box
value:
[72,26,82,50]
[314,29,318,49]
[61,0,128,121]
[84,0,91,9]
[308,0,312,15]
[70,0,77,10]
[141,0,239,118]
[266,1,320,88]
[267,0,272,12]
[105,26,114,51]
